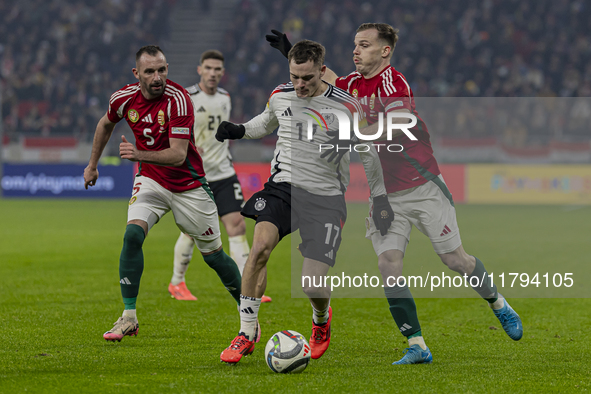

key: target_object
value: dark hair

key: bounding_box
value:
[357,23,399,52]
[135,45,165,62]
[287,40,325,68]
[200,49,224,64]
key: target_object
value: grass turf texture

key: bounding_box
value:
[0,199,590,393]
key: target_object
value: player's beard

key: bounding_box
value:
[148,82,165,97]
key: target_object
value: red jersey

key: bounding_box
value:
[335,65,440,193]
[107,80,206,193]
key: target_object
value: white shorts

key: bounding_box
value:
[366,175,462,256]
[127,176,222,253]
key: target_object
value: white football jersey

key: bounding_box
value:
[242,81,386,197]
[186,83,234,182]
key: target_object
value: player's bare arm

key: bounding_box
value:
[119,136,189,167]
[84,113,116,189]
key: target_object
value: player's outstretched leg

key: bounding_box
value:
[202,248,242,304]
[169,233,197,300]
[464,255,523,340]
[228,231,272,303]
[439,248,523,341]
[491,294,523,341]
[105,223,144,342]
[221,221,278,364]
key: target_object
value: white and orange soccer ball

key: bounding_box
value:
[264,330,311,373]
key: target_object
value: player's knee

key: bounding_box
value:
[226,219,246,237]
[250,239,273,265]
[195,237,223,255]
[440,252,469,273]
[302,279,329,299]
[123,224,145,249]
[378,250,404,278]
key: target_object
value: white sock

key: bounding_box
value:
[171,233,194,285]
[408,336,427,350]
[122,309,137,320]
[239,294,261,341]
[229,235,250,276]
[312,302,330,325]
[489,294,505,310]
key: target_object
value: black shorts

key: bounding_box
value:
[209,174,244,217]
[241,181,347,266]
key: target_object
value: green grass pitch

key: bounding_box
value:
[0,199,590,393]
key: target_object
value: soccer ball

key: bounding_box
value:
[264,330,311,373]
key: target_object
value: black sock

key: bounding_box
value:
[203,249,242,304]
[469,257,498,303]
[384,285,421,337]
[119,224,146,307]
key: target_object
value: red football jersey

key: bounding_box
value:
[107,80,206,193]
[335,65,440,193]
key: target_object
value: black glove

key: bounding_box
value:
[265,29,293,58]
[216,121,245,142]
[372,195,395,236]
[320,129,359,164]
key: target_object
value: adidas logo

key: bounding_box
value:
[141,114,153,123]
[240,307,255,314]
[197,106,206,113]
[120,277,131,285]
[281,107,293,117]
[440,225,451,236]
[324,249,334,260]
[399,323,413,332]
[201,228,214,236]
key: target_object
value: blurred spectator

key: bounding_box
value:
[0,0,172,142]
[1,0,589,148]
[221,0,590,145]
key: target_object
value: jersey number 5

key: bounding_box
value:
[143,128,155,146]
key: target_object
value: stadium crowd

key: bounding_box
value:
[221,0,591,144]
[1,0,590,145]
[0,0,173,142]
